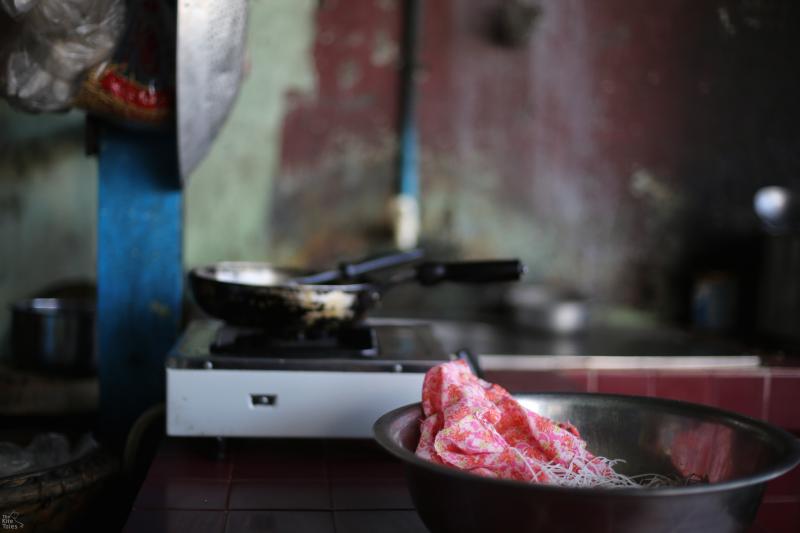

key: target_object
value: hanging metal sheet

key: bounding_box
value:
[177,0,249,181]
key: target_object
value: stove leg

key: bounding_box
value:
[216,437,227,461]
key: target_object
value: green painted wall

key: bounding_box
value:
[185,0,316,267]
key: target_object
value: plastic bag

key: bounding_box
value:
[1,0,40,18]
[0,0,125,112]
[75,0,175,126]
[0,433,97,477]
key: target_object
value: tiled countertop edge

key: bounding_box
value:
[479,354,767,371]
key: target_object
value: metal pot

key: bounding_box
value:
[374,393,800,533]
[11,299,96,376]
[505,285,589,335]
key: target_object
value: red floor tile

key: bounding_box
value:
[157,438,222,458]
[596,372,649,397]
[753,500,800,533]
[228,479,331,510]
[563,371,590,392]
[485,370,589,393]
[768,376,800,433]
[133,479,229,510]
[147,444,232,481]
[123,510,226,533]
[232,439,326,480]
[653,374,715,406]
[715,375,765,419]
[225,511,335,533]
[326,441,405,480]
[333,510,428,533]
[330,478,414,510]
[767,464,800,498]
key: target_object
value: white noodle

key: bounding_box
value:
[515,451,676,489]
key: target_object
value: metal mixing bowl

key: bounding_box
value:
[373,393,800,533]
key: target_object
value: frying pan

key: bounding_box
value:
[189,259,525,335]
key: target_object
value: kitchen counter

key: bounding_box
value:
[122,438,427,533]
[121,313,800,533]
[124,432,797,533]
[428,319,750,358]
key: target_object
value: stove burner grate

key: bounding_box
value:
[209,325,379,358]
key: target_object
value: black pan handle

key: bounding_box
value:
[339,248,424,279]
[293,249,424,285]
[416,260,526,285]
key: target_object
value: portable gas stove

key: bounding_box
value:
[167,318,467,437]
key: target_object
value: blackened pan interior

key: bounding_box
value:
[189,262,378,331]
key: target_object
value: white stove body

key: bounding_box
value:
[167,367,424,438]
[165,319,454,438]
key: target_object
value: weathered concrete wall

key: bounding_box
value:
[275,0,800,322]
[2,0,800,348]
[278,0,700,301]
[0,107,96,351]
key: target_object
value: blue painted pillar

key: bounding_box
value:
[97,125,182,439]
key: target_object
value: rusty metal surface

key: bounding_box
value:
[274,0,800,325]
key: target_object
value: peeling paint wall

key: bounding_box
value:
[273,0,402,266]
[275,0,800,323]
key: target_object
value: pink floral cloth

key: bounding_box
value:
[416,360,612,483]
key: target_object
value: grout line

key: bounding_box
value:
[645,372,655,397]
[146,477,233,482]
[215,507,344,511]
[143,507,228,512]
[709,374,719,407]
[224,442,234,513]
[331,509,418,512]
[762,374,771,421]
[324,439,334,511]
[586,370,597,393]
[331,508,339,533]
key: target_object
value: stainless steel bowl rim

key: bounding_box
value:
[373,392,800,497]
